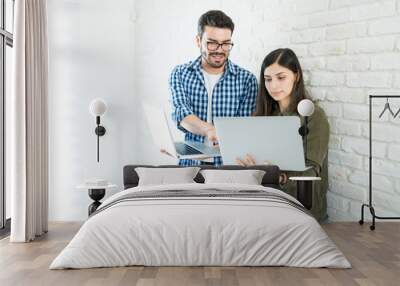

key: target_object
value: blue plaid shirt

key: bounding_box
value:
[169,56,258,166]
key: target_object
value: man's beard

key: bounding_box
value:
[201,50,227,68]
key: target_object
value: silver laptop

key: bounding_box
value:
[143,104,220,160]
[214,116,310,171]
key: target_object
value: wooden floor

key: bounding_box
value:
[0,222,399,286]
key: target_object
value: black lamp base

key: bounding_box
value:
[297,180,313,210]
[88,189,105,216]
[95,125,106,136]
[298,125,309,136]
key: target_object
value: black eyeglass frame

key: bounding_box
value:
[206,41,234,52]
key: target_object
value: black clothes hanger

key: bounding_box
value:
[394,107,400,118]
[378,98,395,118]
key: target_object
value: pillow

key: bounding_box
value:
[200,169,266,185]
[135,167,201,186]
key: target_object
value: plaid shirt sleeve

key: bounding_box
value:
[237,74,258,116]
[169,66,194,133]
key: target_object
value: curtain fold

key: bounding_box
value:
[10,0,49,242]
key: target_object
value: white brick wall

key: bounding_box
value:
[133,0,400,221]
[309,41,346,56]
[310,72,345,86]
[326,55,370,71]
[394,73,400,87]
[326,87,366,103]
[369,16,400,35]
[347,36,395,54]
[347,72,392,88]
[371,53,400,69]
[350,0,396,21]
[325,23,367,40]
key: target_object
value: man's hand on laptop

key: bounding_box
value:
[205,125,218,145]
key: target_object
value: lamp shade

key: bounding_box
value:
[89,98,107,116]
[297,99,315,117]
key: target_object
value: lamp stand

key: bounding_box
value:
[298,116,309,163]
[94,116,106,162]
[304,116,308,162]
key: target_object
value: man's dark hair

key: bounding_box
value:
[197,10,234,38]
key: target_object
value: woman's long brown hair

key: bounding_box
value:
[254,48,309,116]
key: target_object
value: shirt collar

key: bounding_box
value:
[189,56,238,76]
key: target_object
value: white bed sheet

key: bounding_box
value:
[50,183,350,269]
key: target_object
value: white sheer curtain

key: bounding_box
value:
[9,0,48,242]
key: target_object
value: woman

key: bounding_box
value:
[237,48,330,222]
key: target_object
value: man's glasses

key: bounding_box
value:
[206,41,234,52]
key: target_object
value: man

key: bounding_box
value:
[169,10,258,166]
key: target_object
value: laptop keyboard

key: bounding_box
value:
[175,142,202,155]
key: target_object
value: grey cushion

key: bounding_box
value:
[124,165,281,189]
[200,169,266,185]
[135,167,200,186]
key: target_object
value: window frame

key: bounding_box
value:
[0,0,14,233]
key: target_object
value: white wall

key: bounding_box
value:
[48,0,136,220]
[134,0,400,221]
[49,0,400,221]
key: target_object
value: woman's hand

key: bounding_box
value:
[279,173,288,185]
[236,154,287,185]
[236,154,257,166]
[236,155,277,166]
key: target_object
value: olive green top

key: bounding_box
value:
[273,105,330,222]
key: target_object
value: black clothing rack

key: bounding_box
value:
[359,95,400,230]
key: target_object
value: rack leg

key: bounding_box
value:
[359,204,366,225]
[369,206,376,231]
[359,204,376,230]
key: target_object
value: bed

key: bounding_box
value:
[50,165,350,269]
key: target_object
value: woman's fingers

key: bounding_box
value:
[282,173,288,184]
[245,154,256,165]
[279,174,284,184]
[236,157,246,166]
[237,155,257,166]
[279,173,288,184]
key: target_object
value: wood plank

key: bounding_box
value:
[0,222,399,286]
